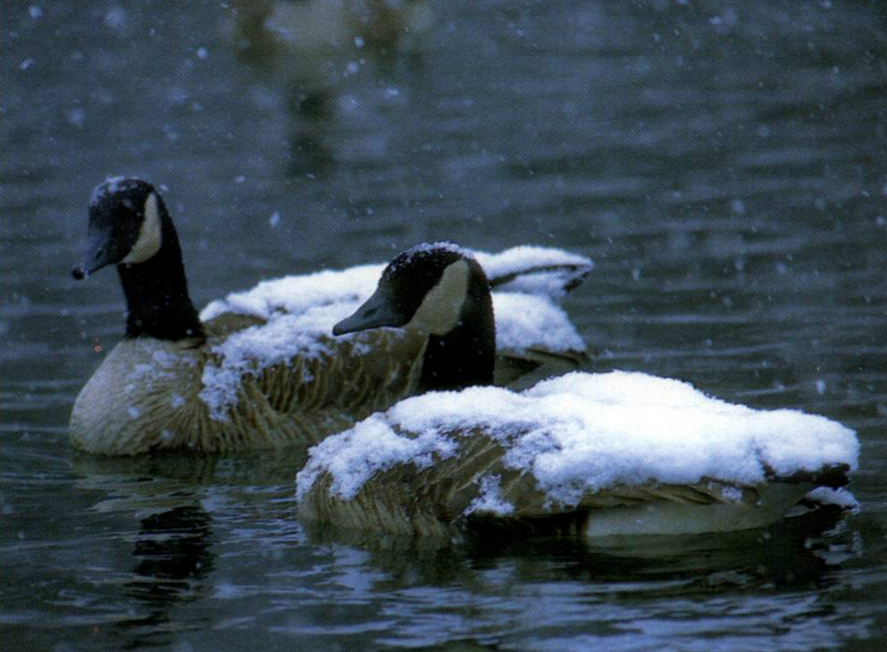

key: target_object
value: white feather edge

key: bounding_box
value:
[121,193,162,264]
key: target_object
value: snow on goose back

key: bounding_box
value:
[296,371,859,538]
[198,243,592,414]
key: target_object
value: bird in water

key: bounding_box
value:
[297,243,859,539]
[69,178,590,455]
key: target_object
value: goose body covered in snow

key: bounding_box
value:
[69,179,591,455]
[296,244,859,537]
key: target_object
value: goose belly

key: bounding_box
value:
[582,483,812,537]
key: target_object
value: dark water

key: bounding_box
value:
[2,1,887,650]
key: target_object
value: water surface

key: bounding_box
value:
[2,1,886,650]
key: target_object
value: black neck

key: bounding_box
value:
[418,264,495,392]
[117,219,205,343]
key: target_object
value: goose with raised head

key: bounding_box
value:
[297,244,860,538]
[69,179,591,455]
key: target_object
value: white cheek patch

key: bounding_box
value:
[121,193,163,264]
[406,260,469,335]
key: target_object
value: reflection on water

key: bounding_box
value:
[119,505,214,645]
[2,0,887,650]
[230,0,434,176]
[261,514,870,651]
[1,442,865,651]
[61,460,872,651]
[129,506,213,605]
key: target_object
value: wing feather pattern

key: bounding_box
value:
[298,426,851,538]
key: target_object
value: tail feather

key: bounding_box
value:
[473,246,593,300]
[495,347,590,390]
[764,463,851,489]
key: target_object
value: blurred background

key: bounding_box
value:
[2,1,886,651]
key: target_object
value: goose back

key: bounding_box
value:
[296,372,859,537]
[299,436,829,539]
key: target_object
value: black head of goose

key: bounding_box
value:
[333,243,495,393]
[69,179,429,455]
[72,178,205,346]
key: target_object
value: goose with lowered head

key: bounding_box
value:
[297,243,860,538]
[69,179,591,455]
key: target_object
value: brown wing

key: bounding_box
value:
[299,424,850,536]
[252,329,427,417]
[197,322,428,449]
[197,311,586,451]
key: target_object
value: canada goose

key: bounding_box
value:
[296,245,860,538]
[70,179,591,455]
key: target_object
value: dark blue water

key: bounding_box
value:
[2,1,886,650]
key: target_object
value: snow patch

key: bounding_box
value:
[297,371,859,510]
[805,486,859,510]
[199,264,381,323]
[296,415,460,500]
[464,475,515,516]
[475,245,592,298]
[493,292,584,353]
